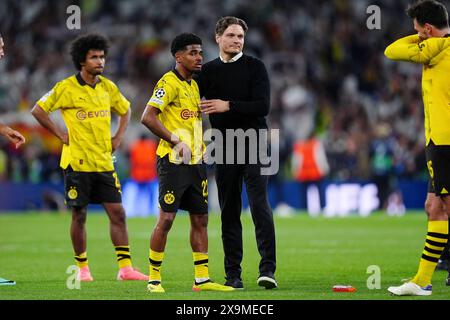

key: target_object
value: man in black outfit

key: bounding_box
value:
[198,16,277,289]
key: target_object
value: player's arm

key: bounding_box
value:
[141,106,180,145]
[111,109,130,152]
[0,123,25,148]
[30,104,68,144]
[384,34,448,64]
[140,106,190,162]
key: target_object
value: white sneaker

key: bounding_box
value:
[257,275,278,289]
[388,282,432,296]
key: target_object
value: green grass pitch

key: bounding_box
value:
[0,211,449,300]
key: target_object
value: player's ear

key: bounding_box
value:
[424,23,433,35]
[215,34,220,44]
[175,51,181,63]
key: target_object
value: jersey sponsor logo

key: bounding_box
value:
[76,110,87,120]
[164,191,175,204]
[68,187,78,200]
[180,109,201,120]
[76,110,110,121]
[154,88,166,99]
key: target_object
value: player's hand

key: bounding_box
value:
[201,143,209,164]
[202,152,209,164]
[111,136,121,152]
[0,37,4,60]
[1,127,26,149]
[60,132,69,145]
[201,99,230,114]
[173,141,192,164]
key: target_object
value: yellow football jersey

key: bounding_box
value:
[37,74,130,172]
[385,34,450,145]
[147,69,203,164]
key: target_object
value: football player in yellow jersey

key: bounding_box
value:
[0,33,25,287]
[31,34,147,282]
[385,0,450,296]
[141,33,233,293]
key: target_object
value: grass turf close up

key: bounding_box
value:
[0,211,449,300]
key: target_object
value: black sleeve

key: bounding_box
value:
[229,59,270,117]
[196,72,205,98]
[195,64,208,99]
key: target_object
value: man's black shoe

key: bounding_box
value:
[224,278,244,289]
[257,272,277,289]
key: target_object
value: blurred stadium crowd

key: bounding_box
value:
[0,0,431,208]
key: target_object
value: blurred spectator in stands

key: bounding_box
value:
[292,131,329,216]
[370,122,396,210]
[122,133,158,217]
[0,0,434,214]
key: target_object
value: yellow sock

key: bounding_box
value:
[149,250,164,282]
[74,252,88,268]
[412,220,448,287]
[193,252,209,282]
[115,245,132,269]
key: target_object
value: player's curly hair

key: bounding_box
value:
[70,34,109,71]
[407,0,449,29]
[170,33,202,57]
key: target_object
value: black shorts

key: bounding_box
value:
[157,156,208,214]
[426,140,450,196]
[63,166,122,207]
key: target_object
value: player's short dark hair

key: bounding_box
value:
[407,0,449,29]
[215,16,248,36]
[70,34,109,71]
[170,33,202,57]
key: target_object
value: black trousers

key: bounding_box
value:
[215,163,276,279]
